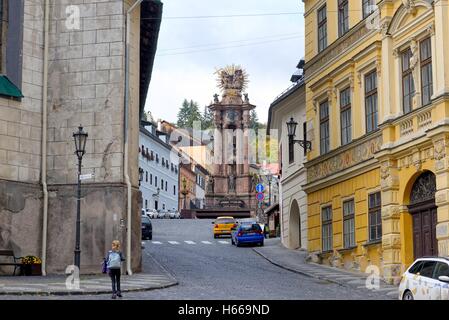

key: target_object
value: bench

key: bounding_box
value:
[0,250,23,276]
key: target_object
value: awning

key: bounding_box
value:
[0,75,23,98]
[264,203,280,216]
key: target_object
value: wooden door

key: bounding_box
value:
[412,208,438,259]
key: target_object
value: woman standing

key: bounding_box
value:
[105,240,125,299]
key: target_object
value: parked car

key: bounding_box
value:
[398,257,449,300]
[168,211,176,219]
[157,211,165,219]
[212,216,237,238]
[231,223,264,247]
[146,209,158,219]
[141,215,152,240]
[174,211,181,219]
[164,210,171,219]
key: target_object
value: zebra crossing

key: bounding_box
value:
[146,240,231,246]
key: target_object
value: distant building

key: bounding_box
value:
[139,120,179,213]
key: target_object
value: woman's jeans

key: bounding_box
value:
[109,268,121,294]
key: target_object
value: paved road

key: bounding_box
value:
[2,219,390,300]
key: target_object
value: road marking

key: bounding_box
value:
[184,241,196,245]
[218,241,229,244]
[168,241,179,245]
[201,241,212,244]
[151,241,162,244]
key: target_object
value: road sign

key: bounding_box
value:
[79,173,94,181]
[256,192,265,202]
[256,184,264,193]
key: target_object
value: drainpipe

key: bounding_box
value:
[124,0,143,276]
[41,0,50,276]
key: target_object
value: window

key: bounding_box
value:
[433,262,449,279]
[340,87,352,145]
[165,181,168,191]
[408,261,424,274]
[145,171,148,183]
[343,200,355,248]
[362,0,376,19]
[322,206,333,252]
[155,176,158,187]
[368,192,382,241]
[155,201,158,210]
[320,100,330,155]
[145,200,148,209]
[317,5,327,52]
[161,179,164,190]
[338,0,349,37]
[173,185,176,195]
[162,203,166,210]
[419,261,436,278]
[365,71,378,133]
[420,37,433,106]
[288,136,295,164]
[402,48,415,113]
[150,173,153,185]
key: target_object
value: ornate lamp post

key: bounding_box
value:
[286,117,312,154]
[138,168,144,187]
[181,177,189,209]
[72,125,88,271]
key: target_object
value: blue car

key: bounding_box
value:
[231,223,264,247]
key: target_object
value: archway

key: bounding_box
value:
[288,199,301,249]
[407,171,438,259]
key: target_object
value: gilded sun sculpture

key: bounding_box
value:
[215,65,249,93]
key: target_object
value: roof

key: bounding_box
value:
[139,125,173,151]
[139,0,163,120]
[267,78,305,133]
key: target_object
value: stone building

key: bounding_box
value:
[303,0,449,284]
[267,66,308,250]
[0,0,162,275]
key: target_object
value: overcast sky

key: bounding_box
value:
[145,0,305,124]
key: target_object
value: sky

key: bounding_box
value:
[145,0,305,124]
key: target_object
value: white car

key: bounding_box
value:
[399,257,449,300]
[157,211,165,219]
[174,212,181,219]
[146,209,158,219]
[168,211,176,219]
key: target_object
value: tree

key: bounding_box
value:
[250,109,260,133]
[202,106,214,130]
[177,99,202,129]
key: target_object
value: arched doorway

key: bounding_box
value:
[289,200,301,249]
[407,171,438,259]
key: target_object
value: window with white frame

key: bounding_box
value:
[343,200,355,248]
[365,71,378,133]
[318,5,327,53]
[322,206,333,252]
[420,37,433,106]
[368,192,382,242]
[402,48,415,114]
[340,87,352,145]
[338,0,349,37]
[320,100,330,155]
[362,0,376,19]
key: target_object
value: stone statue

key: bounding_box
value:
[207,176,214,193]
[251,174,258,192]
[213,94,219,103]
[410,39,419,71]
[244,93,249,103]
[228,174,236,193]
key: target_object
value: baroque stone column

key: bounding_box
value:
[380,158,402,284]
[433,135,449,257]
[243,110,250,175]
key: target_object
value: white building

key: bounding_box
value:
[267,66,308,250]
[139,121,180,212]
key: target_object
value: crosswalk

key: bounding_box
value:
[146,240,231,245]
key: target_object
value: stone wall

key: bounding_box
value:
[0,180,42,275]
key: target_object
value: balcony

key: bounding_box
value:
[397,106,434,140]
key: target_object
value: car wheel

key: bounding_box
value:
[259,241,264,247]
[402,291,414,300]
[235,240,240,247]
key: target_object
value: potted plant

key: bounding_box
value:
[21,256,42,276]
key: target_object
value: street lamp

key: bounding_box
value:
[138,168,144,186]
[72,125,88,271]
[286,117,312,155]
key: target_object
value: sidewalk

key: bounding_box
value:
[253,239,398,299]
[0,273,178,296]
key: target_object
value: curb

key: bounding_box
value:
[0,279,179,296]
[252,248,346,287]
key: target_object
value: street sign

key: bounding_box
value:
[256,183,264,193]
[256,192,265,202]
[79,173,94,181]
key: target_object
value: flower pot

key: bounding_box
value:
[22,264,42,276]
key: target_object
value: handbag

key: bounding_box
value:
[101,253,109,274]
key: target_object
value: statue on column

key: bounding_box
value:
[409,39,420,108]
[207,176,214,193]
[228,173,236,193]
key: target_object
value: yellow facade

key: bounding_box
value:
[303,0,449,284]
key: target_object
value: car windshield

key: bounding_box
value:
[240,224,261,233]
[142,216,151,224]
[215,218,235,224]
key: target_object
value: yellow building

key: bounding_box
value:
[303,0,449,284]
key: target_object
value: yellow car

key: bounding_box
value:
[213,216,237,238]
